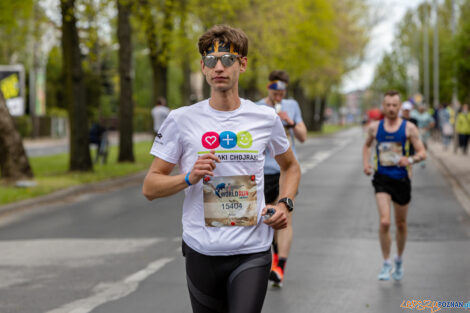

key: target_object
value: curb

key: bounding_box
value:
[429,149,470,217]
[0,171,147,216]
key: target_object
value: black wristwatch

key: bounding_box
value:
[278,197,294,212]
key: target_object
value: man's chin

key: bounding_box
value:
[212,84,233,92]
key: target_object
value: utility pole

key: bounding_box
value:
[433,0,440,108]
[451,0,458,107]
[423,2,431,106]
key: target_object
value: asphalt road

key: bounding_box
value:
[1,127,469,313]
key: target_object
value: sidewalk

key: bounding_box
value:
[23,132,154,157]
[428,139,470,216]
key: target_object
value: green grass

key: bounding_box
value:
[0,141,155,205]
[308,123,356,137]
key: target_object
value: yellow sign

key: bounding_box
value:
[0,73,20,99]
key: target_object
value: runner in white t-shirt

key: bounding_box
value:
[143,25,301,313]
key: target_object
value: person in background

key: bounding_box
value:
[363,90,426,282]
[89,121,108,164]
[151,97,170,136]
[456,104,470,155]
[401,101,417,177]
[438,103,454,151]
[256,70,307,287]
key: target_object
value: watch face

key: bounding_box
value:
[279,198,294,211]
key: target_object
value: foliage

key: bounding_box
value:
[455,0,470,103]
[370,51,408,97]
[0,1,33,64]
[3,0,371,121]
[370,0,469,105]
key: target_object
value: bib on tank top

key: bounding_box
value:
[375,120,408,179]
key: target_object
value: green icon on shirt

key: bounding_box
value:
[237,131,253,148]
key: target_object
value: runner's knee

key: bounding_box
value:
[395,220,407,232]
[380,219,391,230]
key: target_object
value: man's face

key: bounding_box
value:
[418,106,425,113]
[200,52,247,92]
[402,109,411,119]
[382,95,401,119]
[268,89,286,104]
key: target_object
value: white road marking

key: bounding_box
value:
[300,139,352,174]
[45,257,174,313]
[0,239,163,267]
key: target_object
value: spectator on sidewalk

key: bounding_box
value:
[438,103,454,151]
[151,97,170,136]
[411,103,435,149]
[89,121,108,164]
[456,104,470,155]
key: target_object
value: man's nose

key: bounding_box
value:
[214,59,224,71]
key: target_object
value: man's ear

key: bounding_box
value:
[239,57,248,73]
[200,58,205,72]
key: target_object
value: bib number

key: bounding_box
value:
[203,175,258,227]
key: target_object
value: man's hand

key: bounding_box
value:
[188,150,221,184]
[262,203,289,230]
[277,111,295,126]
[397,156,411,167]
[363,163,373,176]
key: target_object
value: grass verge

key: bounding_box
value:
[0,141,154,205]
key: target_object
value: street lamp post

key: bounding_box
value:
[433,0,439,108]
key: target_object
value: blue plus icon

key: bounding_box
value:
[219,131,237,149]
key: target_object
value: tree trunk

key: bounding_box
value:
[317,96,327,131]
[180,0,191,107]
[61,0,93,172]
[0,90,34,181]
[152,62,167,102]
[292,81,314,130]
[139,0,170,103]
[117,0,135,162]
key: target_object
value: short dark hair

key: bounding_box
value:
[198,25,248,57]
[156,97,166,106]
[384,90,400,98]
[269,70,289,84]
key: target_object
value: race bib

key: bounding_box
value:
[203,175,258,227]
[378,142,403,166]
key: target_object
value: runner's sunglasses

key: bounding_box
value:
[202,54,240,68]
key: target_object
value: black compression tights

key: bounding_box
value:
[183,241,271,313]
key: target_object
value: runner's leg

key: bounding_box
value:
[376,192,392,260]
[393,202,409,257]
[227,264,270,313]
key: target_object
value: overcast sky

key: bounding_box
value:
[341,0,426,93]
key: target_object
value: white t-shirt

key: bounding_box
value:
[150,98,290,255]
[152,105,170,133]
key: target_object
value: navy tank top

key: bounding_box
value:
[375,119,408,179]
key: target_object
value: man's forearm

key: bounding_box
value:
[143,172,188,200]
[293,123,307,143]
[412,150,427,163]
[362,145,371,168]
[278,161,301,200]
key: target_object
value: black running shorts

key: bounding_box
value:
[264,173,280,205]
[182,241,271,313]
[372,172,411,205]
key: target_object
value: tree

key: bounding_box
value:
[0,90,33,182]
[61,0,93,171]
[0,1,33,64]
[135,0,173,104]
[117,0,135,162]
[455,0,470,103]
[370,51,408,97]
